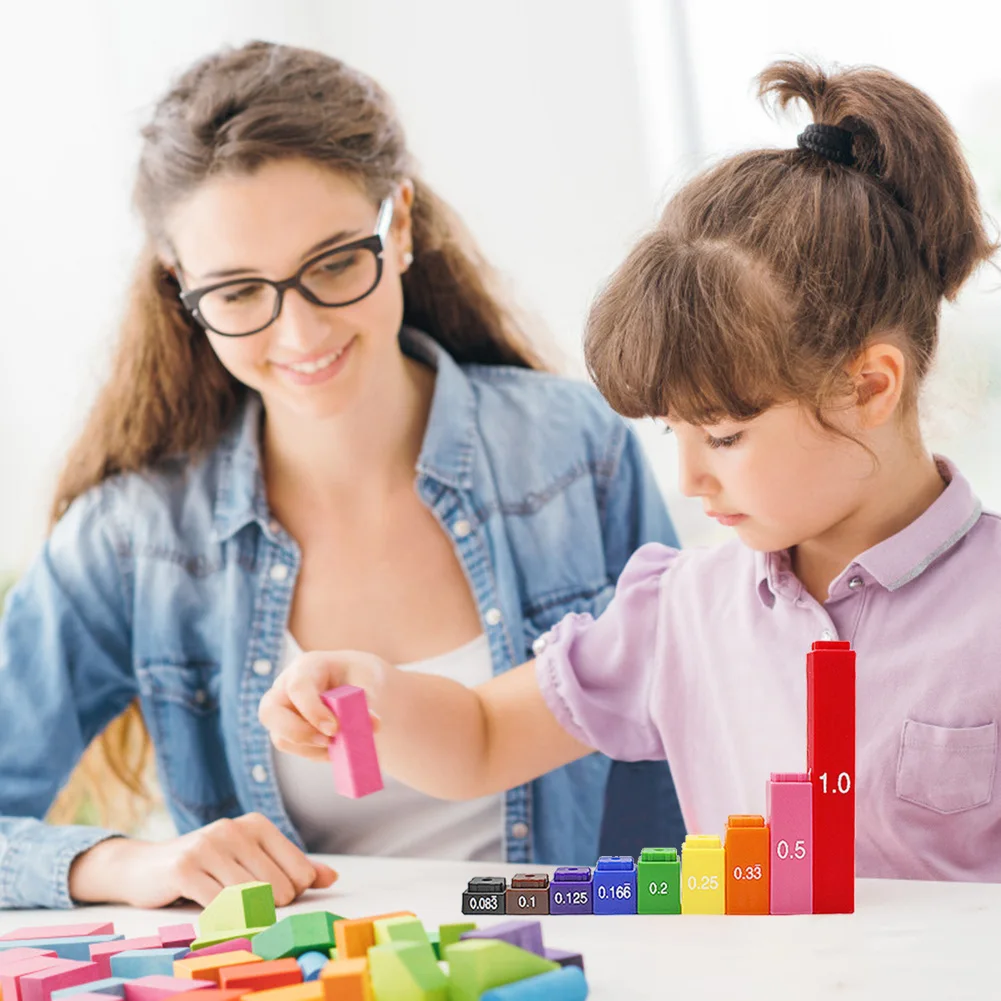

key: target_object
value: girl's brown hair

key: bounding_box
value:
[585,60,996,428]
[48,40,546,831]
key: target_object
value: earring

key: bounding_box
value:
[402,250,414,270]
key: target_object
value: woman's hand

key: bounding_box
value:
[258,650,388,763]
[68,813,338,908]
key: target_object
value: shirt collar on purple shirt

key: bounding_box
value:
[755,456,982,607]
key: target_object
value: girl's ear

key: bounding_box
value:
[394,179,415,266]
[851,338,907,429]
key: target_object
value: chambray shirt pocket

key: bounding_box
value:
[135,658,238,825]
[896,719,997,814]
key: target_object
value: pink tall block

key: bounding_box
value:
[767,772,813,915]
[20,959,100,1001]
[123,976,215,1001]
[320,685,384,798]
[0,957,65,1001]
[0,951,58,970]
[89,939,161,980]
[185,940,253,959]
[0,928,114,944]
[156,926,196,950]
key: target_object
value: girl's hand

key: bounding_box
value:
[68,814,338,908]
[258,650,388,763]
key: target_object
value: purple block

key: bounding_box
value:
[543,948,585,971]
[593,856,637,915]
[548,868,593,915]
[459,920,544,957]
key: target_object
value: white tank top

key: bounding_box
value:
[272,631,504,862]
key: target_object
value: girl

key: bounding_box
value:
[0,41,683,910]
[262,59,1000,881]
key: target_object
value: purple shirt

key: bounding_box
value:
[537,458,1000,881]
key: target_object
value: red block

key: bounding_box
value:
[0,927,114,944]
[807,639,856,914]
[217,959,302,992]
[320,686,384,798]
[19,959,100,1001]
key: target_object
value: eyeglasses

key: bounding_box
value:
[178,197,395,337]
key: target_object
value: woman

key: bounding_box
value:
[0,40,683,910]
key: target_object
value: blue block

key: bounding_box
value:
[0,936,122,962]
[592,855,637,915]
[52,979,128,1000]
[296,951,328,982]
[481,966,588,1001]
[110,948,189,979]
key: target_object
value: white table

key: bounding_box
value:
[1,856,996,1000]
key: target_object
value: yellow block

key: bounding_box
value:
[681,834,725,914]
[242,984,325,1001]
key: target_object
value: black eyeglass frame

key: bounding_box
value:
[177,196,395,337]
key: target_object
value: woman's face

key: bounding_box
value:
[165,159,413,420]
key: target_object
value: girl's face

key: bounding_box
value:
[165,159,413,421]
[667,401,877,552]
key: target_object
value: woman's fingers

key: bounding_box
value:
[310,861,339,888]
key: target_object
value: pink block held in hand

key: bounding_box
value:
[320,685,384,798]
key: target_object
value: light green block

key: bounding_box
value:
[198,882,276,936]
[437,923,475,957]
[372,917,430,948]
[428,930,441,961]
[444,940,559,1001]
[189,926,271,951]
[251,911,343,960]
[367,941,447,1001]
[327,947,339,961]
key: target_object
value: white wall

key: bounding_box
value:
[2,0,1000,570]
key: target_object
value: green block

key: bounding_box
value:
[199,882,276,935]
[189,926,271,950]
[327,947,339,961]
[368,941,447,1001]
[444,940,559,1001]
[251,911,343,960]
[637,846,681,915]
[372,917,430,948]
[428,930,441,961]
[437,923,475,957]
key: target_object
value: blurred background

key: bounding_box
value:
[1,0,999,584]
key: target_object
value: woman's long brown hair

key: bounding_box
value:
[48,41,546,831]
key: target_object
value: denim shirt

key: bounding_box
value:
[0,328,683,909]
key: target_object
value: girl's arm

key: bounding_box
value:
[259,652,594,800]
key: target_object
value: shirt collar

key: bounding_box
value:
[211,326,477,543]
[755,456,982,606]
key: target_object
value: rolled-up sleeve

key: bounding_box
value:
[535,543,678,762]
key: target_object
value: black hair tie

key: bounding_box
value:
[797,123,854,166]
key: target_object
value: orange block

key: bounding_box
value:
[218,960,300,994]
[173,952,261,985]
[332,913,414,961]
[241,984,324,1001]
[319,960,371,1001]
[725,814,771,914]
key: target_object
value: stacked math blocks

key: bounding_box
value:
[0,882,587,1001]
[463,640,856,917]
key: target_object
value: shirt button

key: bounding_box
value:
[268,519,281,535]
[485,608,502,627]
[270,564,289,582]
[251,765,268,784]
[820,628,835,641]
[532,636,547,655]
[193,689,207,705]
[510,822,530,839]
[453,519,472,539]
[848,576,864,590]
[253,659,273,677]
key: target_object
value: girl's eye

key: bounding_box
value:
[706,431,744,449]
